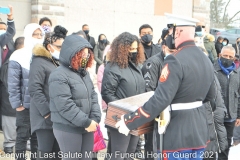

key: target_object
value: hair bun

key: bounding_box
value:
[54,25,68,37]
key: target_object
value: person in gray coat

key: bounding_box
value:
[28,25,67,160]
[214,46,240,160]
[94,34,109,73]
[48,35,101,160]
[203,72,228,160]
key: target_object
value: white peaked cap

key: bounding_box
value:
[165,13,199,26]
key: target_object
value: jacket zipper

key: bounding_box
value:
[83,77,90,110]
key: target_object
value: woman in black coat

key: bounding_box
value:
[215,36,224,56]
[28,26,67,159]
[101,32,146,160]
[48,34,101,160]
[94,34,109,73]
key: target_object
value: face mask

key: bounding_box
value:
[129,52,138,62]
[141,34,153,44]
[100,39,107,43]
[81,57,89,68]
[195,32,203,37]
[222,42,227,46]
[220,57,234,68]
[0,30,6,35]
[50,45,60,59]
[166,35,176,49]
[32,38,44,47]
[42,26,51,33]
[83,30,89,35]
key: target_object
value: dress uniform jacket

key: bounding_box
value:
[124,41,216,151]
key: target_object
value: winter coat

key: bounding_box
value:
[0,20,15,68]
[48,35,101,134]
[94,43,106,73]
[101,62,146,105]
[214,60,240,120]
[97,64,107,110]
[8,23,44,109]
[0,60,16,117]
[232,43,240,55]
[142,43,162,59]
[141,52,165,92]
[204,35,218,60]
[215,41,223,56]
[87,35,96,51]
[204,73,228,153]
[28,45,59,133]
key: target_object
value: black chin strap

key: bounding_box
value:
[171,24,176,49]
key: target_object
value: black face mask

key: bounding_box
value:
[220,57,234,68]
[100,39,107,44]
[129,52,138,62]
[141,34,153,44]
[83,30,89,35]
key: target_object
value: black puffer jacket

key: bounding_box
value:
[204,73,228,153]
[48,35,101,134]
[101,62,146,104]
[28,45,59,134]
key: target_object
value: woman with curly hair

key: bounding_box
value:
[29,25,67,159]
[48,34,101,160]
[101,32,146,160]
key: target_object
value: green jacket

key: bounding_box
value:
[204,36,218,60]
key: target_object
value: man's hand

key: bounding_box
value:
[16,106,25,111]
[7,5,13,20]
[85,120,98,132]
[235,119,240,127]
[115,115,130,136]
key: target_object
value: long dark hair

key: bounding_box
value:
[109,32,145,68]
[98,34,109,50]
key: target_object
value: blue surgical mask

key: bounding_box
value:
[195,32,203,37]
[222,42,227,46]
[0,30,6,35]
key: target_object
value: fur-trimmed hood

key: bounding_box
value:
[32,44,52,58]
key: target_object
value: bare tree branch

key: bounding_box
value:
[229,10,240,22]
[223,0,231,23]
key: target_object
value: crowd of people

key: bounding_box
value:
[1,5,240,160]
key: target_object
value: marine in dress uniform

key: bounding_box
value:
[115,13,216,160]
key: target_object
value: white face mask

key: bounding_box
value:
[50,45,60,59]
[32,38,44,47]
[0,30,6,36]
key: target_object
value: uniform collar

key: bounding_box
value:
[176,40,195,49]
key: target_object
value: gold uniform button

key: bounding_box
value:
[129,116,131,119]
[135,112,138,115]
[125,119,127,121]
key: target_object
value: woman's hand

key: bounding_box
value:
[85,120,98,132]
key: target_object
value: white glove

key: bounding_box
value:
[115,115,130,136]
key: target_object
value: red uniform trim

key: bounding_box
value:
[125,110,140,124]
[139,107,150,118]
[162,141,209,153]
[174,44,196,56]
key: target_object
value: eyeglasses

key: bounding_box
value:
[51,44,62,49]
[32,33,44,37]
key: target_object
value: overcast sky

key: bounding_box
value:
[226,0,240,19]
